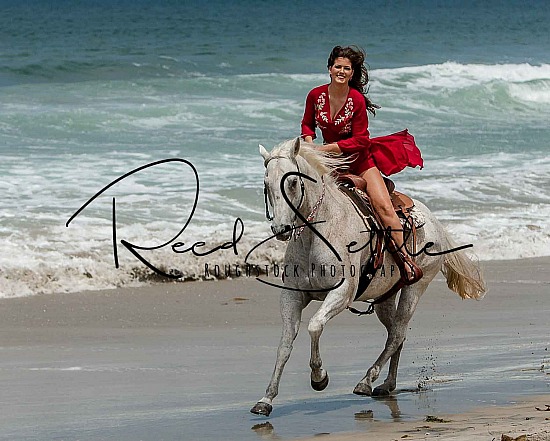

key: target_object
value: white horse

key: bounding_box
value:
[251,138,486,417]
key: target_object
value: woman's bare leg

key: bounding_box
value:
[361,167,404,244]
[361,167,422,284]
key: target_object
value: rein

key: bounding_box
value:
[294,176,325,239]
[263,155,306,225]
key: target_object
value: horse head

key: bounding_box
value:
[260,138,310,241]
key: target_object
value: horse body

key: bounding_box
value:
[251,138,485,417]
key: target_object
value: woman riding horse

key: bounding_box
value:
[301,45,424,285]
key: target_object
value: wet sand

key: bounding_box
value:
[0,257,548,440]
[293,395,550,441]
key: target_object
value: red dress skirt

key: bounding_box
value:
[347,129,423,176]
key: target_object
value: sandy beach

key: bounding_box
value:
[0,257,548,440]
[292,394,550,441]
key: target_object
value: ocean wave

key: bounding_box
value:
[3,62,548,143]
[2,61,550,298]
[373,62,550,107]
[234,63,550,120]
[508,80,550,104]
[244,62,550,95]
[2,202,550,298]
[2,150,550,298]
[0,220,283,298]
[375,62,550,88]
[9,59,549,102]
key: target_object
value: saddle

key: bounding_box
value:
[336,173,421,313]
[337,173,414,218]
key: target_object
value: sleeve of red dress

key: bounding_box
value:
[300,90,317,140]
[336,97,371,153]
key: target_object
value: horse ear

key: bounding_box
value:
[290,137,300,159]
[259,144,270,162]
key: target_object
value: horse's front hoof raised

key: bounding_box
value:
[250,402,273,416]
[353,383,372,396]
[311,372,329,391]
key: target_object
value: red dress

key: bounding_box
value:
[300,84,423,176]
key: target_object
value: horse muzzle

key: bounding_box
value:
[271,224,292,241]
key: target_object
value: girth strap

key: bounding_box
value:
[348,278,405,316]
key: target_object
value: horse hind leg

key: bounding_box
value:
[372,297,404,396]
[373,341,404,396]
[353,294,397,396]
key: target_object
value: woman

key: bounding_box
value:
[301,45,423,285]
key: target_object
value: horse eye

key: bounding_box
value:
[289,178,298,189]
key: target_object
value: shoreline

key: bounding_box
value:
[291,394,550,441]
[0,256,548,440]
[1,254,549,301]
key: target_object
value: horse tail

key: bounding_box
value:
[440,230,487,300]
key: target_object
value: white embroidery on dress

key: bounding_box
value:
[315,92,329,129]
[335,98,354,134]
[315,92,355,134]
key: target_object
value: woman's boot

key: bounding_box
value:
[388,238,423,285]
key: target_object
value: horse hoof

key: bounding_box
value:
[372,386,391,397]
[250,402,273,416]
[311,372,329,391]
[353,383,372,396]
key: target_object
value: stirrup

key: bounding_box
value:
[388,240,423,285]
[399,251,423,285]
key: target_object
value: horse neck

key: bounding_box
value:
[296,159,325,215]
[312,178,342,222]
[295,160,346,236]
[304,173,362,231]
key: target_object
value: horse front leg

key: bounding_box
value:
[251,290,308,417]
[309,287,351,391]
[354,286,420,396]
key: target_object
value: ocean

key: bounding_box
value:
[1,0,549,297]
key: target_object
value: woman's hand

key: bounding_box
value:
[318,143,342,155]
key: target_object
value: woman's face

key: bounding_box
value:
[329,57,353,85]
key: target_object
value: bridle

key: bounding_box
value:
[263,155,306,223]
[263,154,326,239]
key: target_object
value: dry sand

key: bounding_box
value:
[0,257,548,440]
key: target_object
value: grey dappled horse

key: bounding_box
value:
[251,138,486,417]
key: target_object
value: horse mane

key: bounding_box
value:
[270,138,352,185]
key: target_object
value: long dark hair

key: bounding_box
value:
[327,45,379,116]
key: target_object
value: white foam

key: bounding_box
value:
[28,367,83,371]
[374,62,550,91]
[0,216,283,298]
[508,80,550,104]
[2,66,549,298]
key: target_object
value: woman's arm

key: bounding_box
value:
[301,90,317,141]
